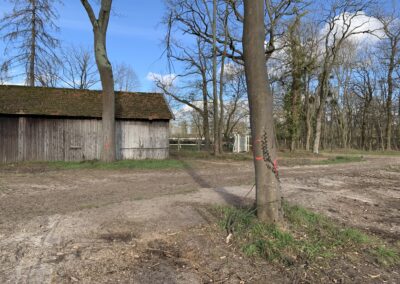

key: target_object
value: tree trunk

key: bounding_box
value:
[361,98,371,150]
[313,70,330,154]
[202,74,211,150]
[81,0,115,162]
[243,0,282,223]
[94,29,116,162]
[29,0,36,86]
[218,58,225,153]
[386,63,394,150]
[313,101,324,154]
[212,0,220,155]
[289,74,301,152]
[304,77,312,151]
[217,4,229,154]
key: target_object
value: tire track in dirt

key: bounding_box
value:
[0,156,399,282]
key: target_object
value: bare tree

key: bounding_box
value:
[0,60,10,84]
[0,0,60,86]
[153,75,210,142]
[351,52,377,149]
[376,9,400,150]
[222,63,249,139]
[81,0,116,162]
[162,18,213,150]
[36,58,60,87]
[312,0,375,154]
[165,0,225,153]
[113,62,140,92]
[60,45,99,89]
[211,0,220,155]
[243,0,282,223]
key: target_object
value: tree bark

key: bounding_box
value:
[243,0,282,223]
[313,101,324,154]
[212,0,220,155]
[81,0,116,162]
[218,54,225,153]
[202,72,211,150]
[289,72,301,152]
[304,75,312,151]
[385,60,394,151]
[95,30,116,162]
[217,4,229,154]
[313,69,330,154]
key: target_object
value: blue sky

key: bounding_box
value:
[1,0,397,91]
[1,0,171,91]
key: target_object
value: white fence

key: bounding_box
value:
[233,134,251,153]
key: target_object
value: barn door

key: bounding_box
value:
[63,120,84,161]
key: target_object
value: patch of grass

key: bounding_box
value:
[216,203,399,268]
[316,155,364,165]
[79,203,100,210]
[322,149,400,156]
[170,150,253,161]
[386,165,400,173]
[371,246,400,266]
[47,159,186,170]
[278,150,318,159]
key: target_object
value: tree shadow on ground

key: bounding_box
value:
[179,159,253,207]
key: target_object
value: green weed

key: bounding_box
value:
[216,203,398,268]
[47,159,186,170]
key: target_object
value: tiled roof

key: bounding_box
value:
[0,85,173,120]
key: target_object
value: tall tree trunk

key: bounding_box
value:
[243,0,282,223]
[218,7,228,154]
[202,73,211,150]
[29,0,36,86]
[386,62,394,150]
[81,0,116,162]
[212,0,220,155]
[94,30,116,162]
[218,55,225,153]
[361,106,367,149]
[304,77,312,151]
[313,101,324,154]
[313,70,330,154]
[289,73,301,152]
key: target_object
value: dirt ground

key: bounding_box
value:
[0,156,399,283]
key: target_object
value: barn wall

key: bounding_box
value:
[0,116,169,162]
[0,117,18,163]
[116,120,169,160]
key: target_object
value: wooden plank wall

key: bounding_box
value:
[0,116,169,162]
[23,117,102,161]
[0,117,18,163]
[117,121,169,160]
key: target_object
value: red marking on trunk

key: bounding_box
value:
[273,159,278,173]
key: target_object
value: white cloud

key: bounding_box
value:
[146,72,177,87]
[224,62,244,77]
[321,12,385,48]
[1,80,25,86]
[181,101,203,112]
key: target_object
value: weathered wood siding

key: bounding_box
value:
[0,117,18,163]
[116,121,169,160]
[0,116,169,162]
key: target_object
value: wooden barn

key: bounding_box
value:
[0,85,173,163]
